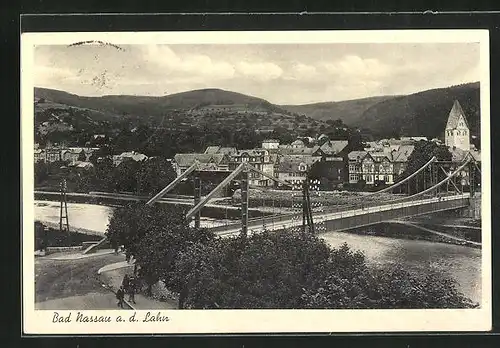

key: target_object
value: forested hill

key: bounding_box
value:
[280,96,396,125]
[351,82,480,139]
[282,82,480,140]
[34,87,292,120]
[35,82,480,141]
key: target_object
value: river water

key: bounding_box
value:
[34,200,481,304]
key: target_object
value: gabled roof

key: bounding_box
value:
[446,100,469,130]
[449,147,481,163]
[204,146,220,154]
[348,151,368,161]
[276,147,317,156]
[370,152,391,162]
[113,151,148,162]
[277,155,321,173]
[322,140,348,155]
[205,146,237,155]
[174,153,227,167]
[218,147,237,155]
[390,145,415,162]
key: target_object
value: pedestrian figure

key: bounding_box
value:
[122,274,130,291]
[127,276,137,304]
[116,285,125,308]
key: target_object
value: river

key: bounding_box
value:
[34,200,481,304]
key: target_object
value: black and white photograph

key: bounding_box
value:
[21,30,491,334]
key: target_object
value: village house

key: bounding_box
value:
[34,146,99,164]
[229,149,278,187]
[173,153,230,177]
[62,147,100,164]
[112,151,149,166]
[204,146,238,156]
[261,139,280,150]
[348,145,414,185]
[275,155,322,187]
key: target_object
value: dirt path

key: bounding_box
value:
[35,253,126,309]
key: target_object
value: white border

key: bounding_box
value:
[21,30,492,334]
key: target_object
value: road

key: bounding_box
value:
[35,252,126,310]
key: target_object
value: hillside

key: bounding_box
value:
[281,96,396,124]
[34,82,481,142]
[34,87,292,119]
[352,82,480,139]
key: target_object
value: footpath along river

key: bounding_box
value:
[34,200,481,304]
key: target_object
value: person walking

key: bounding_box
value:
[122,274,130,291]
[127,276,137,304]
[116,285,125,308]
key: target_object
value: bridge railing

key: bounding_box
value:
[208,192,470,233]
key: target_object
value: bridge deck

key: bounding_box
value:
[211,193,471,236]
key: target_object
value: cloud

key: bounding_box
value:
[236,61,283,81]
[34,65,75,86]
[283,62,318,81]
[323,55,391,80]
[142,45,235,80]
[33,43,481,103]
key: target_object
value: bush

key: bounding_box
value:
[173,234,475,309]
[107,204,476,310]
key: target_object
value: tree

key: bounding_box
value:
[105,203,215,303]
[137,157,176,196]
[34,161,49,185]
[174,232,475,309]
[401,141,452,193]
[174,231,333,309]
[302,259,475,309]
[113,160,142,193]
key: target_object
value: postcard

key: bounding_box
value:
[21,29,491,334]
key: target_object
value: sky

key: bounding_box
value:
[34,43,480,105]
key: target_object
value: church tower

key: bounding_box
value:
[445,100,470,151]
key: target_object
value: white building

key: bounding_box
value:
[262,139,280,150]
[445,100,470,151]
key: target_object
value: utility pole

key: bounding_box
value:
[240,168,249,238]
[59,177,70,234]
[302,176,315,235]
[193,173,201,229]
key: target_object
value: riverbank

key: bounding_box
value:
[340,222,481,248]
[35,221,102,252]
[34,191,271,220]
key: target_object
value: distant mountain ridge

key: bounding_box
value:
[352,82,480,139]
[34,87,291,119]
[280,96,397,125]
[35,82,480,140]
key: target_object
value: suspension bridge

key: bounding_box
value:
[80,152,480,254]
[145,152,481,238]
